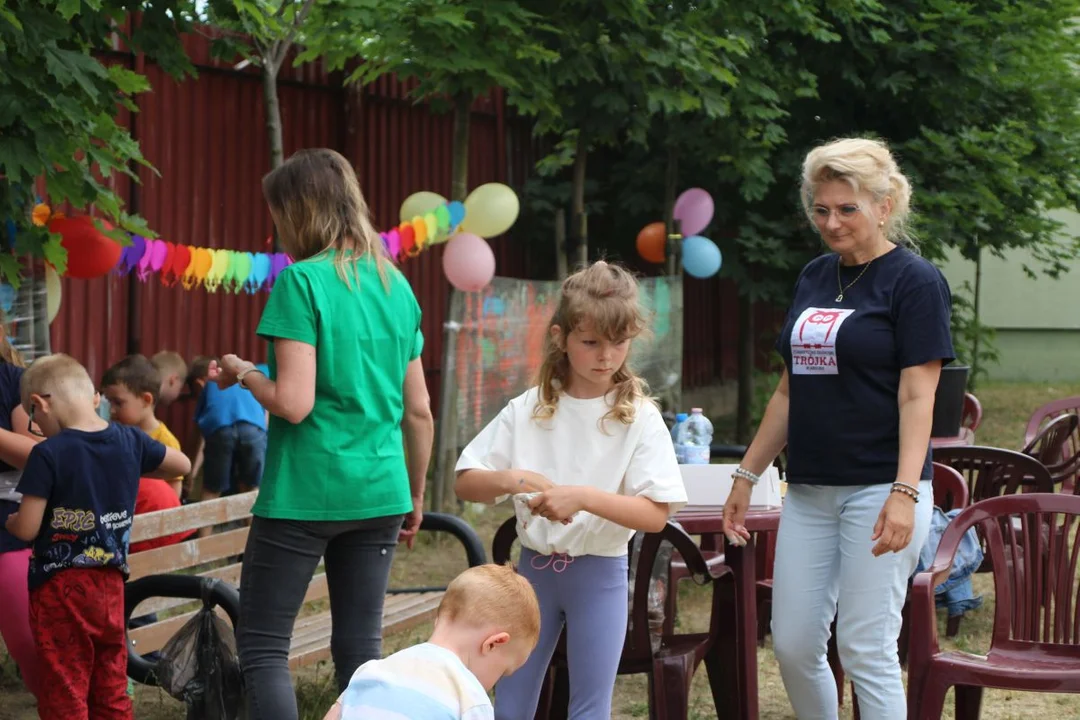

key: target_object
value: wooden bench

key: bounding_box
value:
[123,491,486,684]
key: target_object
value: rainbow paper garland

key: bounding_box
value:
[117,200,467,293]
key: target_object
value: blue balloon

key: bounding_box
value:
[681,235,722,279]
[447,201,466,228]
[0,284,15,313]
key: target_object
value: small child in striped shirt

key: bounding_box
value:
[323,564,540,720]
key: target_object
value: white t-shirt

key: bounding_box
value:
[337,643,492,720]
[456,388,687,557]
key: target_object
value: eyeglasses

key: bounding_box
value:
[28,394,50,437]
[812,204,862,221]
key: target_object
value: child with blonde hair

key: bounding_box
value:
[455,261,687,719]
[5,354,191,719]
[151,350,188,406]
[324,563,540,720]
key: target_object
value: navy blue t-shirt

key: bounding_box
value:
[776,247,955,486]
[0,362,24,474]
[16,423,167,590]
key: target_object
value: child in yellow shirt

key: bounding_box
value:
[101,355,184,496]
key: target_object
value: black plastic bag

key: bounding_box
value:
[156,594,243,720]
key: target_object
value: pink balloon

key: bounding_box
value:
[149,239,169,271]
[673,187,714,236]
[386,228,401,260]
[443,232,495,292]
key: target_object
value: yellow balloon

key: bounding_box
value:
[460,183,519,238]
[424,213,442,245]
[45,265,61,324]
[411,216,428,247]
[400,192,446,224]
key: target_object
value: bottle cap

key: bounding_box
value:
[675,413,688,421]
[691,407,703,413]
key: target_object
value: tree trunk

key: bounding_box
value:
[569,133,588,271]
[555,208,568,280]
[970,246,983,391]
[451,93,472,202]
[735,292,754,445]
[263,65,285,171]
[664,145,679,276]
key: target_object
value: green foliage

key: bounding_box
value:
[950,280,1000,387]
[0,1,194,285]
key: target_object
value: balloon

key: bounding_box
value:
[447,201,466,229]
[443,232,495,292]
[160,242,176,276]
[232,252,253,293]
[167,244,191,286]
[250,253,271,291]
[411,216,428,248]
[49,215,121,279]
[673,188,714,237]
[149,240,169,272]
[636,222,667,264]
[45,265,61,324]
[424,213,441,245]
[461,183,519,238]
[207,249,230,291]
[268,253,290,288]
[399,191,447,224]
[398,224,415,256]
[193,248,213,284]
[385,228,401,260]
[435,205,451,231]
[681,235,722,279]
[116,234,146,275]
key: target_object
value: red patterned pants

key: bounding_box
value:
[29,568,131,720]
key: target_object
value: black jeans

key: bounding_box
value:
[236,514,403,720]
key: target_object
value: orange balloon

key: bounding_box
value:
[636,222,667,264]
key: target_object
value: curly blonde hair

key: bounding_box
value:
[533,261,651,428]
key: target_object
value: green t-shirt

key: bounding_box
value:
[254,253,423,521]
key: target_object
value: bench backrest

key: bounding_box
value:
[126,491,333,657]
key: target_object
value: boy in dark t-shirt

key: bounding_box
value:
[4,354,191,720]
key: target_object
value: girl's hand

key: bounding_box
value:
[871,490,916,557]
[210,354,249,390]
[721,478,753,547]
[528,486,585,524]
[4,511,17,533]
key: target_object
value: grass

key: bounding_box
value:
[2,380,1079,719]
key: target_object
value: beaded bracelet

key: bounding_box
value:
[732,466,762,485]
[890,482,919,501]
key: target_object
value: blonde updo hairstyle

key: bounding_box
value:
[800,137,915,248]
[533,261,651,429]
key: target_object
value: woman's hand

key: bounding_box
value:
[528,486,584,524]
[871,490,917,556]
[399,495,423,550]
[721,478,753,547]
[209,354,250,390]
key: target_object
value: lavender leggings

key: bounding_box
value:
[495,548,628,720]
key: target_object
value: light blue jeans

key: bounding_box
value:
[771,481,932,720]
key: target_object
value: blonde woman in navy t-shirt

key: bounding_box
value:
[722,137,953,719]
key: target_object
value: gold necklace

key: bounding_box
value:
[836,257,873,302]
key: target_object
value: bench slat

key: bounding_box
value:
[128,529,249,581]
[129,491,256,544]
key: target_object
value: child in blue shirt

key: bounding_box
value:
[5,353,191,720]
[187,356,268,501]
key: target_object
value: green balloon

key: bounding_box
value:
[436,204,451,230]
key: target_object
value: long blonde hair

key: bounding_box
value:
[262,148,388,288]
[534,261,651,427]
[0,312,24,368]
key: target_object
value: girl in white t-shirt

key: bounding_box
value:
[455,261,687,719]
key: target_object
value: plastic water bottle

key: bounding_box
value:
[670,412,688,464]
[682,408,713,465]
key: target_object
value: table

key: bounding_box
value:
[674,504,781,720]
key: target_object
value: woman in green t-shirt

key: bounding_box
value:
[210,149,435,720]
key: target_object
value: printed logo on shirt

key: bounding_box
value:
[790,307,855,375]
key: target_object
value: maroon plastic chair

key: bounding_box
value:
[492,517,733,720]
[907,493,1080,719]
[1022,413,1080,492]
[933,446,1055,507]
[1025,398,1080,492]
[962,392,983,433]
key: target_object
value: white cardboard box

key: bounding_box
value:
[679,463,783,508]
